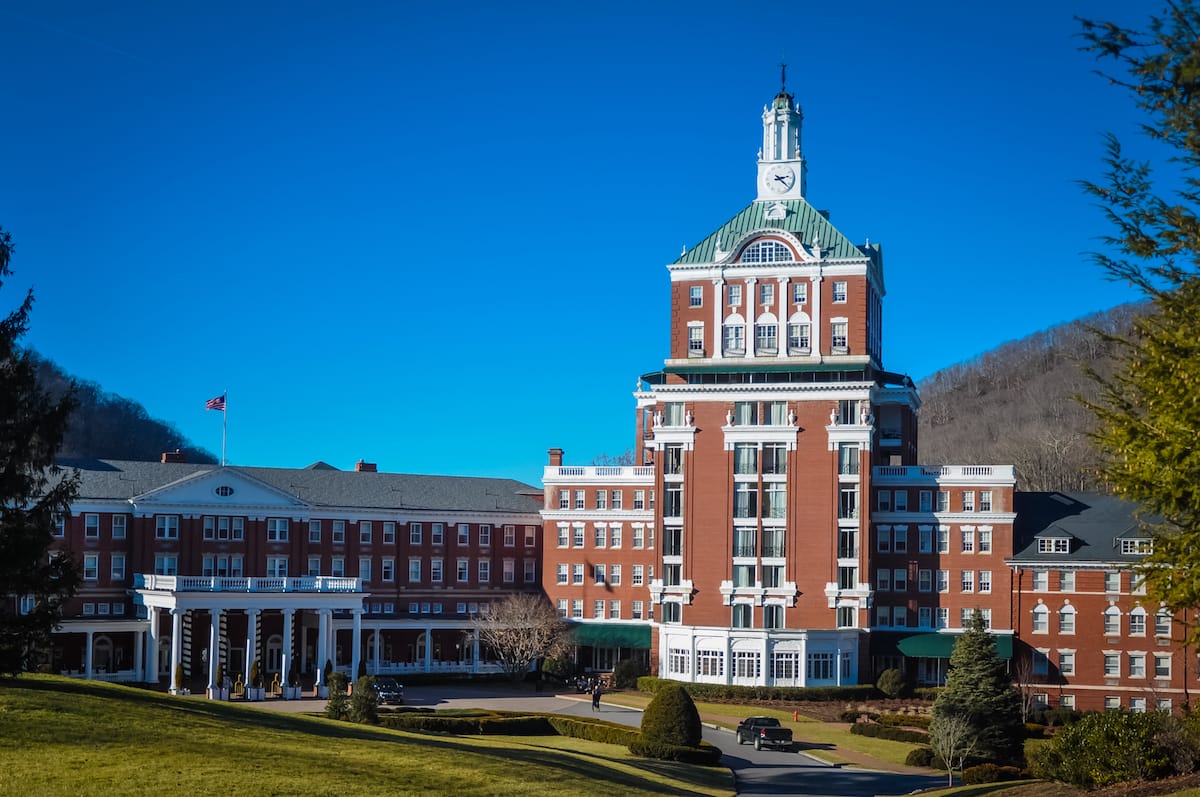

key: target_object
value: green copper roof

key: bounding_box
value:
[895,632,1013,660]
[675,199,876,265]
[565,622,652,649]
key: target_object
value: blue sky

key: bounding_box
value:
[1,1,1152,485]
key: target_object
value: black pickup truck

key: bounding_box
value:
[735,716,794,751]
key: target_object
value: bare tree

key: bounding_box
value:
[592,448,635,466]
[471,593,568,682]
[929,713,979,788]
[1011,653,1044,723]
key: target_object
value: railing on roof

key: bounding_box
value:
[872,465,1015,483]
[133,575,363,593]
[544,466,655,480]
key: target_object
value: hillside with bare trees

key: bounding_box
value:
[917,304,1140,492]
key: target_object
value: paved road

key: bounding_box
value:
[255,685,947,796]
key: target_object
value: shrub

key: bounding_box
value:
[962,764,1025,784]
[249,659,263,688]
[628,738,723,766]
[612,658,644,689]
[174,663,185,693]
[640,681,702,747]
[877,714,931,730]
[1028,710,1173,788]
[849,723,928,743]
[635,676,875,703]
[876,668,906,698]
[325,672,349,720]
[840,710,875,723]
[348,675,378,724]
[287,665,300,687]
[547,716,640,746]
[906,747,944,768]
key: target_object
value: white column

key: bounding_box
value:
[315,609,329,688]
[472,632,480,674]
[134,629,144,682]
[746,278,758,357]
[282,608,295,683]
[777,276,788,359]
[207,608,222,693]
[836,649,843,687]
[244,608,260,686]
[84,629,94,680]
[372,624,381,674]
[300,621,309,674]
[170,608,184,693]
[350,609,363,681]
[423,621,433,673]
[147,607,160,684]
[810,275,823,354]
[712,278,724,360]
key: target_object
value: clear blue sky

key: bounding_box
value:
[1,1,1152,486]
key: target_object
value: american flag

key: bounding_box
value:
[205,394,226,412]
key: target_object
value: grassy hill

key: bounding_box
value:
[0,676,731,796]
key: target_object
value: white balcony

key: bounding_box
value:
[134,575,363,593]
[871,465,1016,485]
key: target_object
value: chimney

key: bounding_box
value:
[355,460,377,473]
[548,448,564,467]
[161,449,186,464]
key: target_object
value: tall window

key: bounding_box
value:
[727,284,742,306]
[759,283,775,305]
[787,321,810,352]
[722,321,745,355]
[155,516,179,540]
[360,521,372,544]
[333,520,346,543]
[792,282,807,304]
[754,322,777,353]
[734,483,757,518]
[688,324,704,354]
[830,321,848,350]
[763,443,787,474]
[732,604,753,628]
[734,444,757,474]
[267,518,289,542]
[689,285,703,307]
[111,515,126,539]
[832,281,847,302]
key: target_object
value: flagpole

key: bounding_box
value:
[222,390,227,466]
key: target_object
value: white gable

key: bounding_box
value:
[131,468,308,515]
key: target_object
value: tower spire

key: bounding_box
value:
[780,60,787,94]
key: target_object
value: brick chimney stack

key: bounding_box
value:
[161,450,186,464]
[547,448,564,467]
[355,460,378,472]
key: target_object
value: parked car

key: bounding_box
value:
[735,716,793,751]
[373,676,405,705]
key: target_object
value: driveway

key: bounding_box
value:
[250,685,947,796]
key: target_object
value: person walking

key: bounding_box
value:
[591,682,602,712]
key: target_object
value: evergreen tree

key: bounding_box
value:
[931,611,1023,764]
[0,227,80,676]
[1080,2,1200,633]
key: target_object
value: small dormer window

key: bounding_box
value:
[740,241,794,263]
[214,485,235,498]
[1121,538,1153,555]
[1037,538,1070,554]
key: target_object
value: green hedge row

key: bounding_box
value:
[849,723,928,743]
[905,747,944,769]
[962,764,1025,784]
[546,716,641,747]
[635,677,876,703]
[380,713,554,735]
[876,714,931,730]
[628,738,724,766]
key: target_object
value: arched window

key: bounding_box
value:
[1058,603,1076,634]
[1031,604,1049,633]
[1129,606,1147,636]
[722,313,746,356]
[754,312,778,355]
[1103,605,1122,635]
[787,311,811,354]
[740,240,795,263]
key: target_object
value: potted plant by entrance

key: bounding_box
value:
[172,662,187,695]
[247,659,265,701]
[285,664,302,700]
[209,663,229,700]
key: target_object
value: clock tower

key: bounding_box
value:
[757,66,806,201]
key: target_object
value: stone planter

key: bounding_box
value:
[207,687,229,701]
[317,686,329,699]
[246,687,265,702]
[283,686,302,700]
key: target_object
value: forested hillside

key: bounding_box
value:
[917,304,1140,492]
[34,353,216,464]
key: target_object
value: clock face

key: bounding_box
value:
[766,165,795,193]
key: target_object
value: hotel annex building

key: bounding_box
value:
[31,85,1185,714]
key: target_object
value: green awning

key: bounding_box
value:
[566,622,652,649]
[896,633,1013,660]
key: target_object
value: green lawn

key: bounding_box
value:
[0,676,733,796]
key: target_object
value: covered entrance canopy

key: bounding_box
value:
[565,622,652,649]
[892,632,1013,660]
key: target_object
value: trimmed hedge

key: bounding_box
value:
[913,687,940,701]
[905,747,944,769]
[380,713,554,735]
[547,716,640,746]
[962,764,1025,785]
[628,738,724,766]
[877,714,931,730]
[636,676,875,703]
[849,723,928,743]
